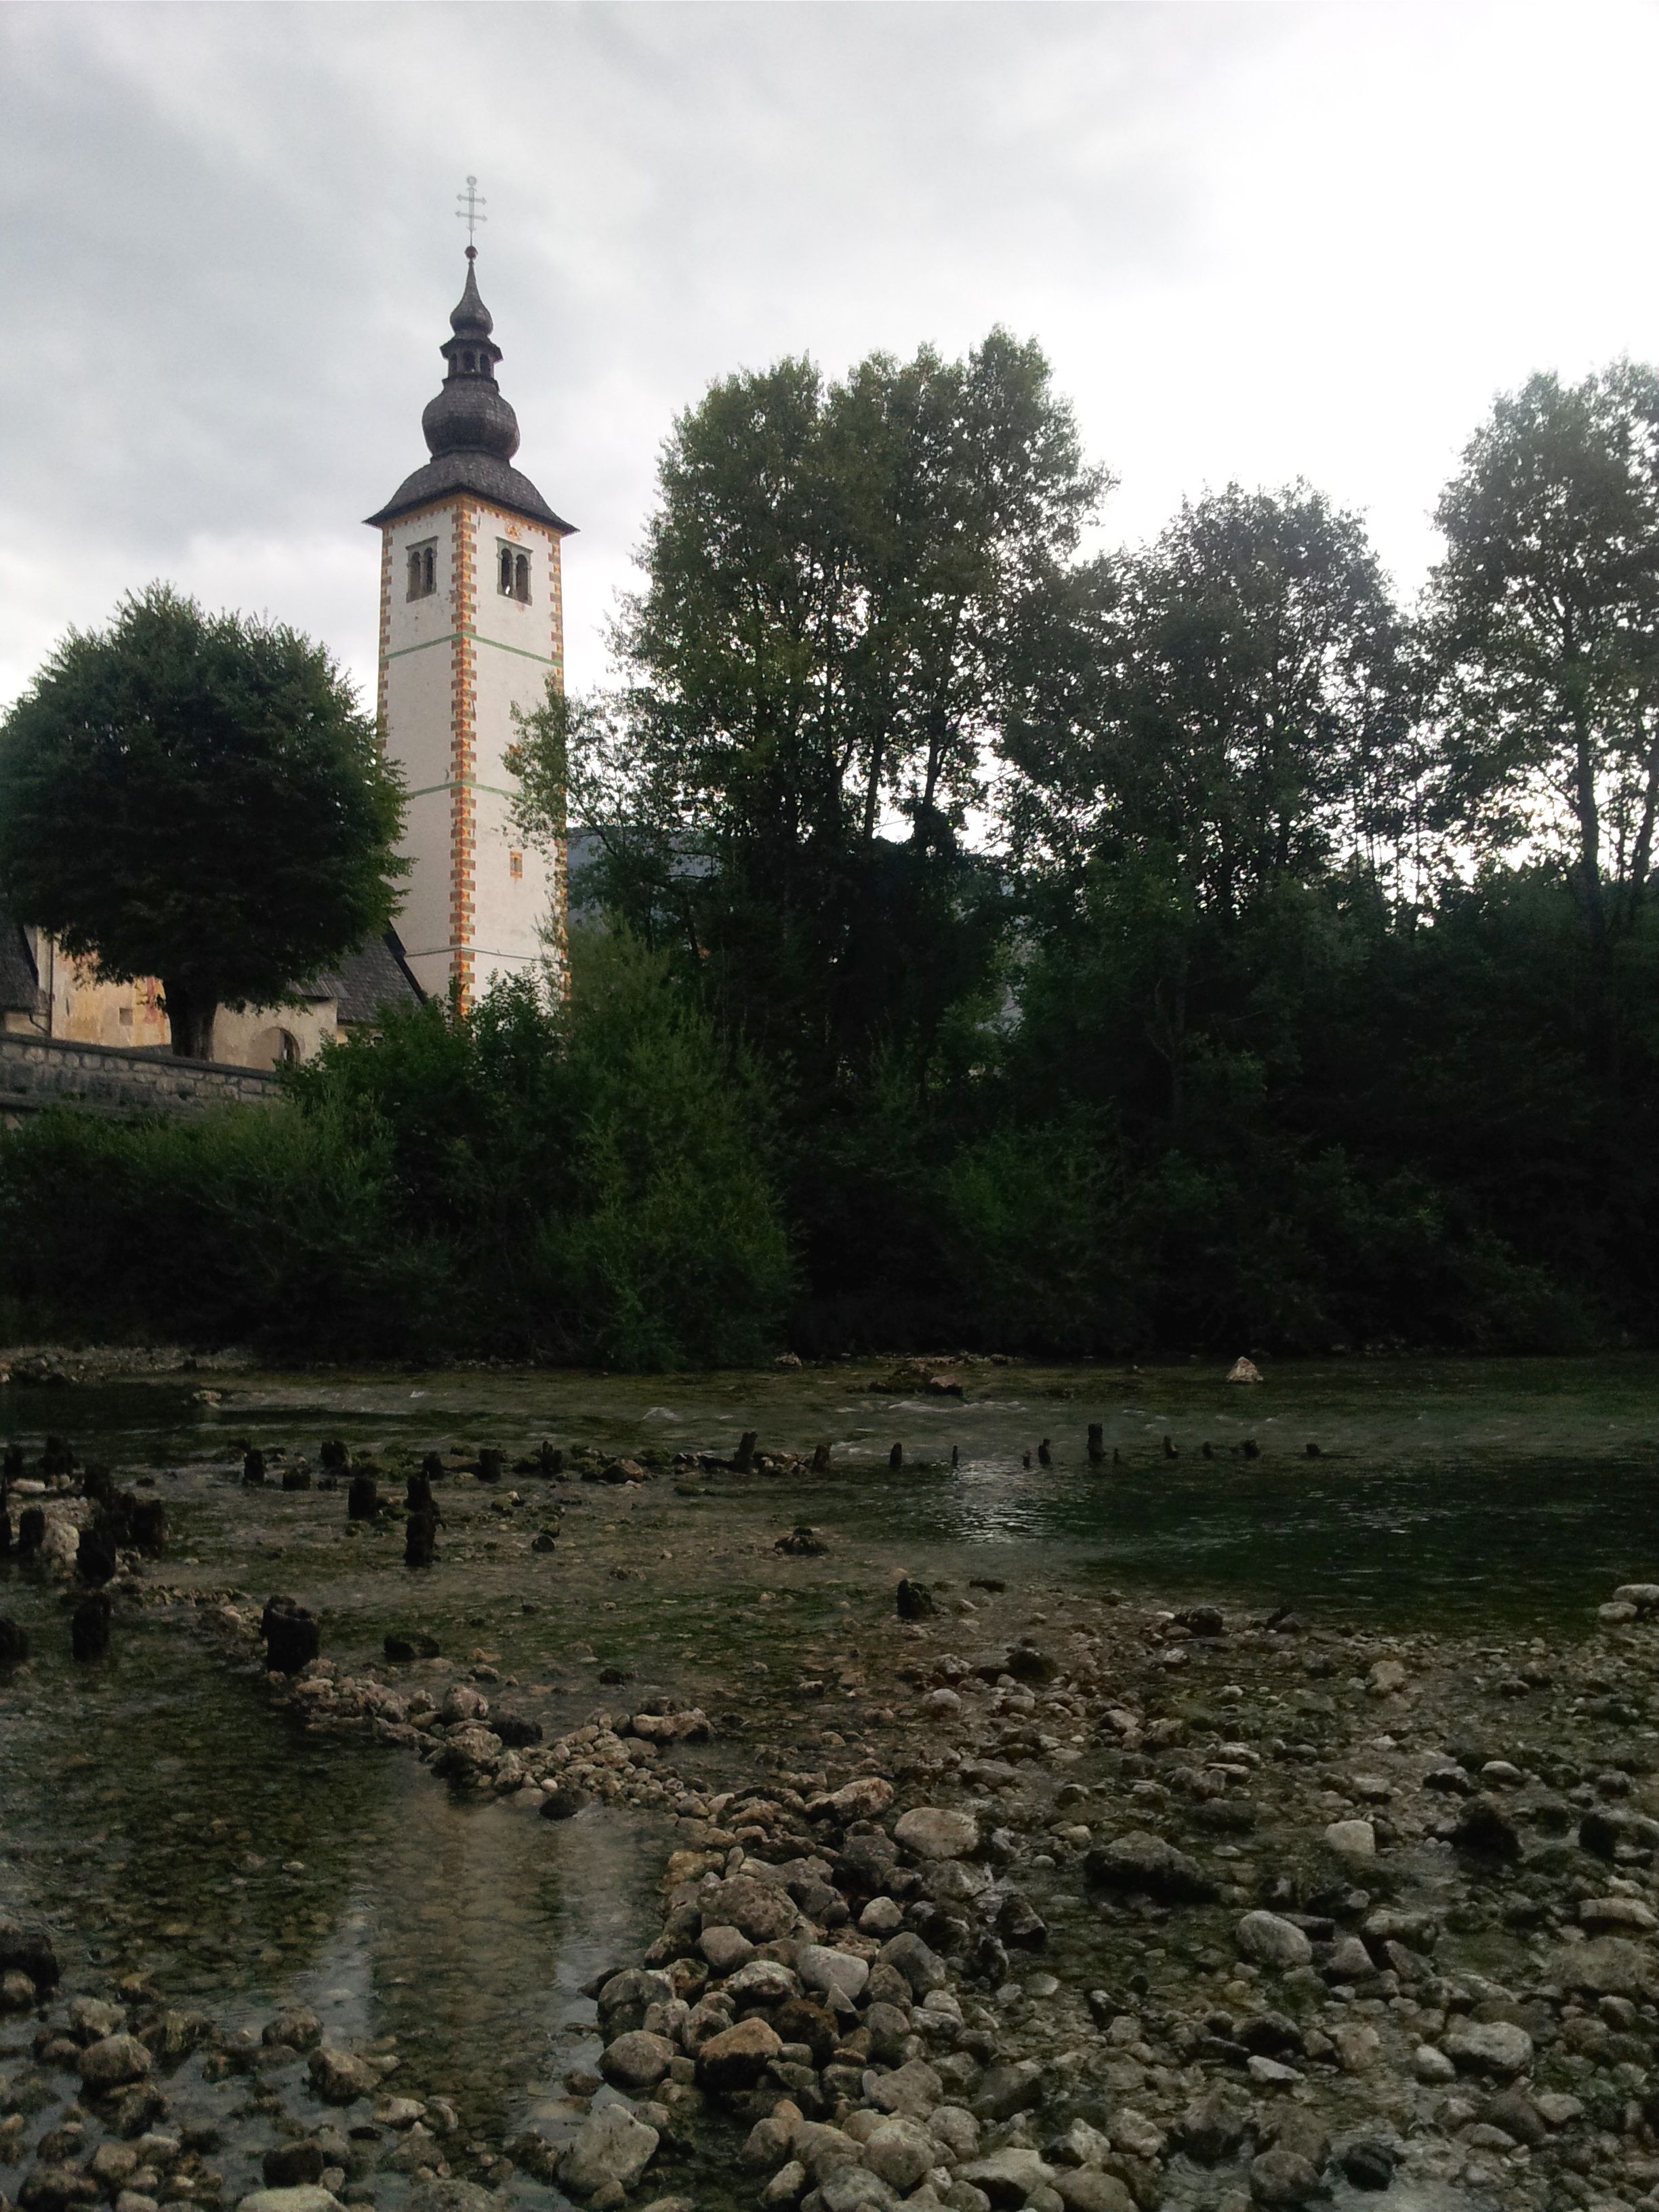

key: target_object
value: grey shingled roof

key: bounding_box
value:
[0,903,41,1015]
[314,929,425,1027]
[365,451,574,535]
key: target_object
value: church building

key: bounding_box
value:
[367,243,574,1012]
[0,242,571,1058]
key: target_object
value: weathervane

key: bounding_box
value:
[456,175,487,247]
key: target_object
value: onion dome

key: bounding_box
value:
[366,247,573,535]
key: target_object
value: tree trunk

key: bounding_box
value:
[161,979,217,1061]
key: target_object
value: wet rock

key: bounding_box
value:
[235,2191,342,2212]
[242,1449,267,1486]
[1235,1912,1312,1970]
[601,2031,676,2089]
[492,1712,544,1748]
[1441,2020,1532,2076]
[1322,1819,1375,1859]
[346,1475,377,1522]
[1580,1893,1656,1931]
[958,2149,1054,2207]
[861,2118,934,2192]
[1050,2176,1134,2212]
[868,2059,944,2116]
[1449,1797,1521,1859]
[539,1784,589,1820]
[306,2048,378,2104]
[0,1616,30,1666]
[798,1946,869,2003]
[817,2173,898,2212]
[701,1875,796,1944]
[70,1996,124,2041]
[384,1632,441,1662]
[777,1526,828,1556]
[16,1507,45,1557]
[815,1777,895,1822]
[403,1513,436,1570]
[995,1890,1046,1949]
[878,1931,947,1997]
[1179,2083,1248,2164]
[895,1808,979,1861]
[597,1970,674,2040]
[262,2146,327,2188]
[79,2034,152,2090]
[1083,1830,1214,1902]
[264,2009,323,2051]
[896,1579,936,1621]
[262,1597,319,1675]
[699,1925,754,1973]
[432,1725,502,1779]
[775,1996,838,2065]
[1549,1934,1654,1996]
[19,2169,101,2211]
[1247,2147,1322,2205]
[71,1593,112,1660]
[1481,2088,1547,2146]
[1,1929,60,1999]
[970,2060,1042,2121]
[697,2016,783,2093]
[1338,2139,1396,2190]
[406,2182,495,2212]
[1174,1606,1224,1639]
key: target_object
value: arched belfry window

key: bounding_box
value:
[498,544,531,603]
[407,540,436,600]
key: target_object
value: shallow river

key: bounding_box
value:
[3,1352,1658,2203]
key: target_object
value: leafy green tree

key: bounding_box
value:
[1427,365,1659,972]
[0,584,405,1057]
[545,333,1104,1091]
[1004,484,1411,1126]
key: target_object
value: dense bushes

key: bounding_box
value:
[0,934,794,1366]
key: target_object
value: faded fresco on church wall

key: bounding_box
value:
[21,945,335,1066]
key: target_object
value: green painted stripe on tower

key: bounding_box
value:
[386,629,560,668]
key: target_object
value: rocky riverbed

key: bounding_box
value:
[6,1378,1659,2212]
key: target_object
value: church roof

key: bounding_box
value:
[365,451,573,533]
[367,247,574,535]
[313,928,425,1027]
[0,902,40,1015]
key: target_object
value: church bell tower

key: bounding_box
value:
[367,237,573,1009]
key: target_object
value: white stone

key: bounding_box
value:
[1580,1896,1657,1931]
[1414,2043,1456,2083]
[558,2104,659,2197]
[1323,1818,1376,1858]
[894,1807,980,1860]
[1441,2020,1533,2076]
[861,2118,935,2191]
[237,2194,342,2212]
[1107,2111,1165,2160]
[798,1946,870,2003]
[1234,1911,1312,1970]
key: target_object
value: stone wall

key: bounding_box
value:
[0,1034,282,1126]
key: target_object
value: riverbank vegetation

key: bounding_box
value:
[3,346,1658,1363]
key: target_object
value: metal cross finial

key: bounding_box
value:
[456,176,487,243]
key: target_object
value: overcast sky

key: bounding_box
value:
[4,1,1658,712]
